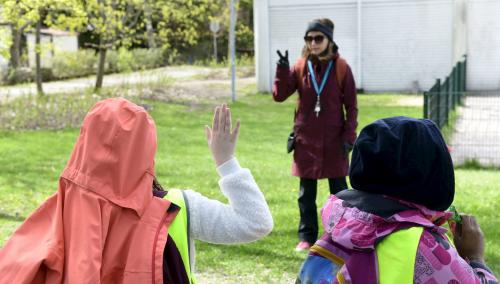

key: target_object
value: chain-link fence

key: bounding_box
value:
[423,56,500,167]
[450,92,500,167]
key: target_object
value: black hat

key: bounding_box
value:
[305,20,334,42]
[349,116,454,211]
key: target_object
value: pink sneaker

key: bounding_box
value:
[295,241,312,251]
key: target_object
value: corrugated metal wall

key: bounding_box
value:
[268,1,358,89]
[266,0,454,92]
[467,0,500,91]
[361,0,453,91]
[258,0,500,92]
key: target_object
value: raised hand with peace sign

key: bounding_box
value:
[276,50,289,68]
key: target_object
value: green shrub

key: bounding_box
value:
[0,92,94,130]
[1,48,167,85]
[116,48,138,73]
[193,54,254,68]
[40,68,55,81]
[51,48,165,80]
[4,67,55,85]
[51,50,97,79]
[105,48,165,74]
[0,89,145,130]
[5,67,34,84]
[131,48,165,70]
[105,50,119,74]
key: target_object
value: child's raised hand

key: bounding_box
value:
[205,104,240,167]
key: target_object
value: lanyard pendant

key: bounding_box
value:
[307,60,333,119]
[314,99,321,117]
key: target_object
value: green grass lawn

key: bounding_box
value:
[0,93,498,281]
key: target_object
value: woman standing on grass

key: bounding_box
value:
[273,18,358,251]
[0,98,273,283]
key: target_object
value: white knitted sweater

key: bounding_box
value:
[180,158,273,271]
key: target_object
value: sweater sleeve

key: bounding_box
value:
[341,65,358,145]
[414,230,498,283]
[272,64,299,102]
[183,158,273,244]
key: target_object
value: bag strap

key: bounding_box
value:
[335,57,347,91]
[295,56,347,91]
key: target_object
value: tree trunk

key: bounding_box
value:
[35,17,43,95]
[95,0,108,91]
[144,0,156,48]
[95,47,107,91]
[9,27,22,69]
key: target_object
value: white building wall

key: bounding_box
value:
[467,0,500,91]
[27,33,78,69]
[27,34,53,68]
[264,0,359,92]
[256,0,500,92]
[362,0,453,91]
[53,35,78,54]
[254,0,272,92]
[453,0,467,63]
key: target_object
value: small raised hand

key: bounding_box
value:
[205,104,241,167]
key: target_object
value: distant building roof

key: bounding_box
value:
[27,28,78,37]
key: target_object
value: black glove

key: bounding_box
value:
[343,142,353,156]
[276,50,289,68]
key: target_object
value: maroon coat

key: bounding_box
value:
[273,54,358,179]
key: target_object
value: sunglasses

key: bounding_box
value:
[304,35,325,43]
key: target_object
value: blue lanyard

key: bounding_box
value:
[307,60,333,99]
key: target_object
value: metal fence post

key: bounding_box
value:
[455,64,459,110]
[462,57,467,104]
[436,79,441,127]
[444,77,449,126]
[452,65,457,109]
[424,91,429,119]
[463,55,467,92]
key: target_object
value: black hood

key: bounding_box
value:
[349,116,454,211]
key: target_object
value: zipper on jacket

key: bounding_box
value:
[152,210,169,284]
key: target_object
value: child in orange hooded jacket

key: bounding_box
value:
[0,98,273,283]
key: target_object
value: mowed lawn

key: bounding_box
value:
[0,93,498,281]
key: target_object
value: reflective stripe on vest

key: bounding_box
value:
[164,189,196,284]
[376,226,424,284]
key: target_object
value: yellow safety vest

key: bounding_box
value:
[376,226,424,284]
[164,189,196,284]
[308,226,425,284]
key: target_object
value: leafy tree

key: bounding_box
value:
[160,0,254,63]
[83,0,151,90]
[0,0,86,94]
[151,0,225,61]
[0,0,34,69]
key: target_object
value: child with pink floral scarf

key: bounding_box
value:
[297,116,497,283]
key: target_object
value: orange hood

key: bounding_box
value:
[0,98,175,284]
[62,97,157,216]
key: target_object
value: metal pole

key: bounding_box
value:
[229,0,237,102]
[213,33,218,62]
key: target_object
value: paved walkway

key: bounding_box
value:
[450,92,500,166]
[0,66,218,101]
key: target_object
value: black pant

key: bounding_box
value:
[298,177,347,243]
